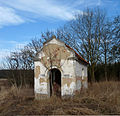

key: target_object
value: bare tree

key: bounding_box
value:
[4,31,56,86]
[110,16,120,63]
[57,8,106,82]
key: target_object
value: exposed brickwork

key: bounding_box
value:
[62,77,76,87]
[34,38,88,99]
[35,66,40,78]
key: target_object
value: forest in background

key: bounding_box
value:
[0,8,120,86]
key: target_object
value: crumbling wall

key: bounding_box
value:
[34,38,76,99]
[40,44,71,70]
[75,61,88,89]
[34,61,48,96]
[61,59,76,96]
[34,38,88,99]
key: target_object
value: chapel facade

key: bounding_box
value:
[34,36,89,99]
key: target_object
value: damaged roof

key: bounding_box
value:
[65,44,89,64]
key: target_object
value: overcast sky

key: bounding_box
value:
[0,0,120,68]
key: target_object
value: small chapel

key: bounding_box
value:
[34,36,89,99]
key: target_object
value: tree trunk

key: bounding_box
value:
[105,45,108,81]
[91,64,95,82]
[105,64,107,81]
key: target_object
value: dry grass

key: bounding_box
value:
[0,81,120,115]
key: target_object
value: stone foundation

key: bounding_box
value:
[35,93,49,100]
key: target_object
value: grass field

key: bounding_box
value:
[0,81,120,115]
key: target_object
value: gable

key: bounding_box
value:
[34,37,89,65]
[44,38,64,46]
[37,39,73,69]
[39,38,73,59]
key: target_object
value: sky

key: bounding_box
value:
[0,0,120,68]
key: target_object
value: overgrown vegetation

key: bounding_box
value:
[0,82,120,115]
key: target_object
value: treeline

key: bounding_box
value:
[95,62,120,82]
[2,8,120,86]
[0,70,33,87]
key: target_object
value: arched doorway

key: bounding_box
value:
[49,68,61,97]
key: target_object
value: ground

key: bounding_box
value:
[0,81,120,115]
